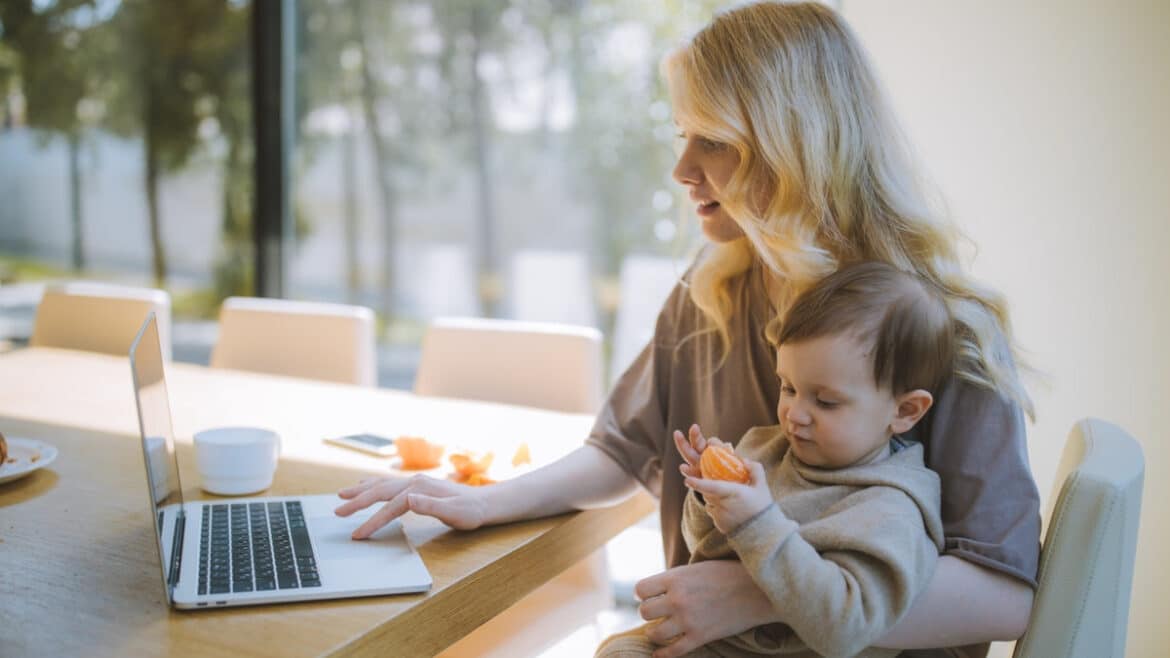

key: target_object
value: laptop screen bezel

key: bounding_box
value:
[129,311,187,604]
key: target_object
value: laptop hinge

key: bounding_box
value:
[168,510,185,587]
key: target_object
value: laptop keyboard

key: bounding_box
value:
[197,500,321,596]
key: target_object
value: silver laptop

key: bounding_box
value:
[129,312,431,609]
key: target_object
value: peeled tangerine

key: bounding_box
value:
[396,436,445,470]
[699,443,750,483]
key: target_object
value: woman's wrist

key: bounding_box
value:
[480,445,638,525]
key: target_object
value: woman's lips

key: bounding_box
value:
[696,200,721,216]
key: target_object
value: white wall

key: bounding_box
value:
[843,1,1169,656]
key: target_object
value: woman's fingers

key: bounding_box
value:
[350,493,411,539]
[337,477,382,499]
[406,492,482,531]
[637,592,672,621]
[634,570,670,601]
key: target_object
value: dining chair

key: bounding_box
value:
[609,254,682,384]
[30,281,173,360]
[508,249,598,329]
[416,316,613,658]
[1013,417,1144,658]
[210,296,377,386]
[415,316,604,415]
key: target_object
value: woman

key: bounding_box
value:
[336,3,1040,656]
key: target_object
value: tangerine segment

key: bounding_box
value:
[396,436,445,470]
[699,443,750,483]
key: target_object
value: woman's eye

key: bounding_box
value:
[698,137,726,151]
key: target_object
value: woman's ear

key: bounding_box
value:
[890,389,934,435]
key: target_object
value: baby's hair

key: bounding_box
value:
[776,261,956,394]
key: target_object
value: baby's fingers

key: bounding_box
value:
[683,475,742,499]
[687,424,708,453]
[743,458,766,485]
[674,430,701,466]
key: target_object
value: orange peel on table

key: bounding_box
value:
[395,436,445,470]
[511,442,531,467]
[448,450,496,486]
[449,451,494,478]
[699,442,750,483]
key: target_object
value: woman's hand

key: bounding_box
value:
[683,458,771,535]
[334,474,488,538]
[635,560,778,658]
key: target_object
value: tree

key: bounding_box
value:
[0,0,105,272]
[100,0,228,288]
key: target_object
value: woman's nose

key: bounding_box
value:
[672,147,701,186]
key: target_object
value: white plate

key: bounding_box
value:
[0,437,59,485]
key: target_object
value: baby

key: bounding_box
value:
[599,261,954,657]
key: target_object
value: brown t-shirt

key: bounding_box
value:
[586,259,1041,589]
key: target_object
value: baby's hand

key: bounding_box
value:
[673,424,710,479]
[684,458,770,535]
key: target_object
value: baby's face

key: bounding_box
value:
[775,333,900,468]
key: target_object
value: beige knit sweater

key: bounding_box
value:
[683,425,945,658]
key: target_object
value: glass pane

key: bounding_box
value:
[292,0,722,388]
[0,0,252,362]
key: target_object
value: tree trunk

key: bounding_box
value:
[144,116,166,289]
[343,108,360,305]
[469,5,498,317]
[67,131,85,271]
[354,0,398,326]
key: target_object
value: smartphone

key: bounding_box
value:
[324,433,396,457]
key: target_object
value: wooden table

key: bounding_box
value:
[0,347,655,657]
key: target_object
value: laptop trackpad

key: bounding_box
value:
[310,514,416,561]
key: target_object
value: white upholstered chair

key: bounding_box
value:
[30,281,172,360]
[415,316,604,416]
[609,254,682,384]
[415,316,612,658]
[508,249,598,329]
[1013,418,1144,658]
[210,297,377,386]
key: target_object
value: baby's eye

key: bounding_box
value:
[780,384,796,396]
[816,399,839,409]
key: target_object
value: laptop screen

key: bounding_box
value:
[129,312,186,599]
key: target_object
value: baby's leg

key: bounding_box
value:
[595,623,730,658]
[594,624,658,658]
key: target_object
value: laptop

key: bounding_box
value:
[129,312,431,609]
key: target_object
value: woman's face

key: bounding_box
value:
[672,131,746,243]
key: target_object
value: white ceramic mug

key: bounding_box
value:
[193,426,281,496]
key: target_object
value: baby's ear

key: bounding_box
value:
[890,389,933,435]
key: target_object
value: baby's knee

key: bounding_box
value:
[595,624,658,658]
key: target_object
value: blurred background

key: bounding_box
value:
[1,1,1166,656]
[0,0,715,386]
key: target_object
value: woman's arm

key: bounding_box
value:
[635,556,1032,658]
[873,555,1033,648]
[335,444,639,537]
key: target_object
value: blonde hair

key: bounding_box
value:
[663,1,1033,417]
